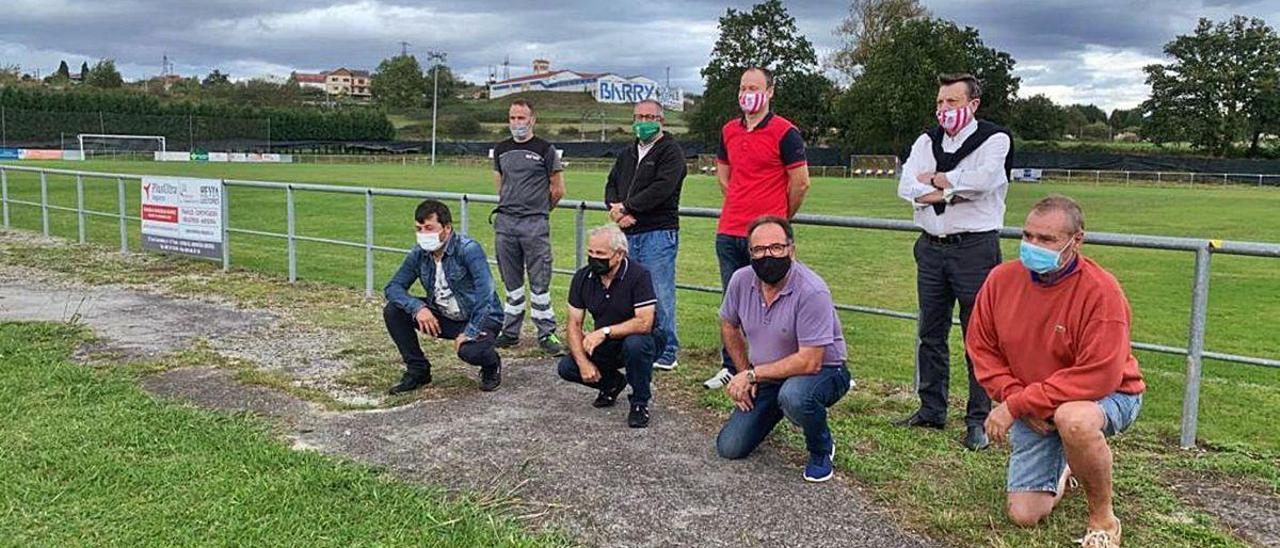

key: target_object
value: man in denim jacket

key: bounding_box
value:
[384,200,505,394]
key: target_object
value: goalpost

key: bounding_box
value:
[848,154,900,178]
[77,134,167,161]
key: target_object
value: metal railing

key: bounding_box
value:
[1034,168,1280,187]
[2,164,1278,449]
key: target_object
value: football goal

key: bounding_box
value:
[77,134,167,161]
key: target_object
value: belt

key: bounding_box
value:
[922,229,998,245]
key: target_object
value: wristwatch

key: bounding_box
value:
[602,326,612,338]
[942,187,957,204]
[746,368,757,385]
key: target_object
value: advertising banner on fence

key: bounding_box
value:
[19,149,63,160]
[1011,168,1043,182]
[155,151,192,162]
[0,148,19,160]
[140,176,223,260]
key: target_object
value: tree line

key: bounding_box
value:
[687,0,1280,159]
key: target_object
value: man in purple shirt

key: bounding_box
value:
[715,216,852,482]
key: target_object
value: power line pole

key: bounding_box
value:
[399,41,411,56]
[427,50,447,166]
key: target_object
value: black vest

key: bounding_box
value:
[925,120,1013,214]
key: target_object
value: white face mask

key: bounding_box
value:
[416,231,443,252]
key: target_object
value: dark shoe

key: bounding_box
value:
[591,373,627,408]
[627,404,650,428]
[495,334,519,349]
[388,373,431,395]
[539,334,566,357]
[479,366,501,392]
[894,411,945,429]
[964,424,990,451]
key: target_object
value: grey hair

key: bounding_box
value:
[635,99,664,116]
[589,224,629,253]
[1030,194,1085,233]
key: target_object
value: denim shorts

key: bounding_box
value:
[1007,392,1143,494]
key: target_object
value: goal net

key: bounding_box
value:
[848,154,900,177]
[77,134,167,161]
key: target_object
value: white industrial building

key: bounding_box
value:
[488,59,683,111]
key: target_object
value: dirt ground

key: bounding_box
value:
[0,239,936,547]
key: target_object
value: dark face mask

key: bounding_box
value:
[587,256,612,276]
[751,256,791,285]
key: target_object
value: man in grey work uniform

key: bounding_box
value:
[492,98,567,356]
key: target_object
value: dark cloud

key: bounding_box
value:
[2,1,1278,109]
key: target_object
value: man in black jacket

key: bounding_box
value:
[605,99,687,371]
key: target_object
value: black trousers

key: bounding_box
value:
[383,300,501,381]
[913,231,1001,426]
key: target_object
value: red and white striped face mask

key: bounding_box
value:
[936,103,974,135]
[739,91,768,114]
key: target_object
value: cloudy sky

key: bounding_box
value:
[2,0,1278,111]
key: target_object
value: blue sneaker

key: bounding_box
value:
[803,445,835,483]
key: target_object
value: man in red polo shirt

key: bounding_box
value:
[703,66,811,390]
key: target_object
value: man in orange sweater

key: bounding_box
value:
[967,195,1145,547]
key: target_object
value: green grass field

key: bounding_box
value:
[2,158,1278,546]
[0,322,565,547]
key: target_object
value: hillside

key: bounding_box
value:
[389,90,691,142]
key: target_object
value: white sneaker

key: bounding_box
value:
[653,359,678,371]
[702,368,734,390]
[849,378,857,390]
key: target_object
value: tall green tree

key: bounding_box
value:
[834,18,1019,155]
[1010,94,1066,141]
[202,70,232,89]
[371,54,426,108]
[425,63,461,110]
[1143,16,1280,156]
[55,60,71,79]
[79,62,89,82]
[829,0,929,79]
[84,59,123,88]
[688,0,834,145]
[1108,107,1145,132]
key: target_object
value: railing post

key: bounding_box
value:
[286,184,297,283]
[40,170,49,236]
[220,180,230,271]
[364,189,374,298]
[1157,171,1162,183]
[574,202,586,270]
[1,168,9,228]
[1066,169,1072,182]
[1180,245,1213,449]
[117,177,127,253]
[75,174,86,244]
[460,194,470,236]
[1125,171,1130,185]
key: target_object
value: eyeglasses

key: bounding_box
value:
[748,242,791,258]
[633,114,663,122]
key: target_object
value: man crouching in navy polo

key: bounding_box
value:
[557,224,663,428]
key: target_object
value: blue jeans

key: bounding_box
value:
[715,234,751,372]
[1007,392,1143,494]
[627,229,679,364]
[716,366,851,459]
[557,334,657,405]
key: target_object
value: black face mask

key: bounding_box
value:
[751,256,791,285]
[587,256,613,276]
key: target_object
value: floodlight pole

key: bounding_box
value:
[428,50,447,166]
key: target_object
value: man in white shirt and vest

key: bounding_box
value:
[895,73,1013,451]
